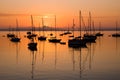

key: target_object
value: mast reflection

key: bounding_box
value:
[28,44,37,80]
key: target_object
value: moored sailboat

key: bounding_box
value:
[10,19,20,42]
[27,15,37,39]
[68,11,86,48]
[83,12,97,43]
[48,15,61,43]
[38,17,47,41]
[112,21,120,37]
[7,25,15,38]
[96,22,103,36]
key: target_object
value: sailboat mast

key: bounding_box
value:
[54,15,56,37]
[92,21,95,34]
[79,11,82,38]
[116,21,118,34]
[73,19,75,37]
[39,23,41,35]
[16,19,18,36]
[42,17,45,36]
[31,15,34,34]
[99,22,101,32]
[89,12,91,35]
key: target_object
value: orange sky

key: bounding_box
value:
[0,0,120,29]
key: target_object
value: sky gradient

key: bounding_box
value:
[0,0,120,29]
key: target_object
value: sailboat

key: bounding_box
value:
[7,25,15,38]
[68,11,86,48]
[48,15,61,43]
[112,21,120,37]
[27,15,37,39]
[10,19,20,42]
[63,25,72,35]
[38,17,47,41]
[28,15,37,50]
[83,12,97,43]
[96,22,103,36]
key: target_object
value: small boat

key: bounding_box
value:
[7,33,15,38]
[11,37,20,42]
[112,21,120,37]
[50,33,53,36]
[48,37,61,43]
[60,41,66,45]
[10,19,21,42]
[38,36,46,41]
[68,38,86,48]
[27,34,37,39]
[96,32,103,36]
[59,33,64,36]
[69,35,74,37]
[63,31,72,35]
[48,15,61,43]
[7,25,15,38]
[96,22,103,37]
[83,34,96,43]
[63,25,72,35]
[27,31,31,35]
[112,33,120,37]
[38,17,47,41]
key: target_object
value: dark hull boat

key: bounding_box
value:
[60,42,66,45]
[59,33,64,36]
[68,38,86,48]
[38,16,47,41]
[112,21,120,37]
[63,31,72,35]
[68,11,87,48]
[38,36,46,41]
[96,22,103,37]
[10,37,20,42]
[27,34,37,39]
[10,19,21,42]
[112,33,120,37]
[96,32,103,36]
[27,31,31,35]
[7,33,15,38]
[48,15,61,43]
[48,37,61,43]
[83,34,97,43]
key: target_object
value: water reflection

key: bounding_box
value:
[28,45,37,80]
[0,31,120,80]
[15,43,20,64]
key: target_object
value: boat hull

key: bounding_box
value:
[38,36,46,41]
[48,38,61,43]
[68,39,86,48]
[10,37,20,42]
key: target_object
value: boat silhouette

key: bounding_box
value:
[68,11,86,48]
[38,17,47,41]
[112,21,120,37]
[10,19,21,42]
[48,15,61,43]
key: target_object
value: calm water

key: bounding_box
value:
[0,31,120,80]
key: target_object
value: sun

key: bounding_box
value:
[43,15,48,18]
